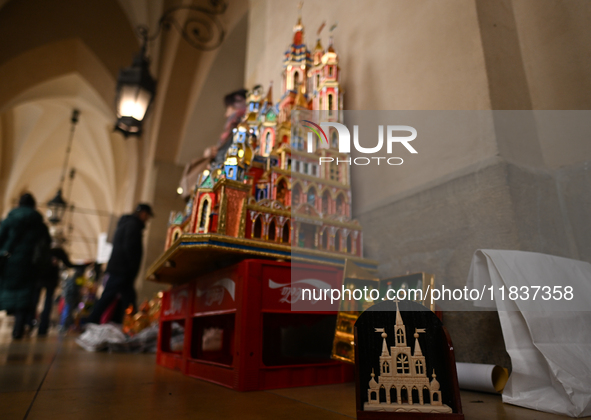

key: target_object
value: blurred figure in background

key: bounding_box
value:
[86,204,153,324]
[35,246,91,335]
[0,193,50,339]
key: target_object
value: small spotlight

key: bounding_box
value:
[203,169,210,177]
[176,187,183,195]
[238,149,244,158]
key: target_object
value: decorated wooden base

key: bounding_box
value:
[355,300,464,420]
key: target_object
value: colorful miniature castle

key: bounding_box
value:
[165,16,363,259]
[364,301,452,413]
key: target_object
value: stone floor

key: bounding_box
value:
[0,315,574,420]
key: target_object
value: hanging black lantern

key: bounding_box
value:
[114,41,156,137]
[46,189,67,224]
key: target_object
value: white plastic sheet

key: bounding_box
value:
[467,250,591,418]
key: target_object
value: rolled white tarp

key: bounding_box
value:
[456,362,509,394]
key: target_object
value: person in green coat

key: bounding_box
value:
[0,193,50,339]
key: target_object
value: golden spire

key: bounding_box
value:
[295,84,308,108]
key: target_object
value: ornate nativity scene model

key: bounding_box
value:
[149,15,378,283]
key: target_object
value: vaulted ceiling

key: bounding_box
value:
[0,0,248,260]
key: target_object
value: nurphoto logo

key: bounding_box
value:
[301,121,418,166]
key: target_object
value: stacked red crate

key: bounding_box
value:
[157,259,354,391]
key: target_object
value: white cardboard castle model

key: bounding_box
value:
[364,301,452,413]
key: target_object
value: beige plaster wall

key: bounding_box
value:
[246,0,491,110]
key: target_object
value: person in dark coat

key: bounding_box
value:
[86,203,153,324]
[0,193,50,339]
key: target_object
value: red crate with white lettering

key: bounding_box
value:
[158,259,353,391]
[157,282,192,372]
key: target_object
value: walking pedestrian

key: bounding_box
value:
[86,204,153,324]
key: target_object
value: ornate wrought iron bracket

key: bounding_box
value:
[138,0,228,51]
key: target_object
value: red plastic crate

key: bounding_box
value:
[156,259,354,391]
[157,282,193,372]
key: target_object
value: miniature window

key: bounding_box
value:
[199,199,209,230]
[282,221,291,243]
[293,71,300,89]
[303,162,309,174]
[346,233,352,254]
[295,161,300,172]
[328,94,333,115]
[311,165,317,176]
[336,194,345,216]
[415,360,424,375]
[292,184,302,207]
[253,217,262,239]
[396,327,405,344]
[316,74,320,89]
[307,187,316,206]
[329,66,333,77]
[322,190,330,214]
[331,131,338,149]
[382,361,390,374]
[276,180,288,206]
[397,354,409,374]
[265,131,272,155]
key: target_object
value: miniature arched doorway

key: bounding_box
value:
[433,392,439,402]
[400,386,409,404]
[412,387,419,405]
[328,93,334,116]
[292,184,302,207]
[268,219,276,241]
[334,230,342,252]
[276,178,288,206]
[369,391,377,402]
[390,386,397,405]
[253,216,262,239]
[281,221,291,244]
[336,193,346,216]
[346,232,352,253]
[322,189,331,214]
[319,228,329,250]
[379,386,386,404]
[423,387,431,404]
